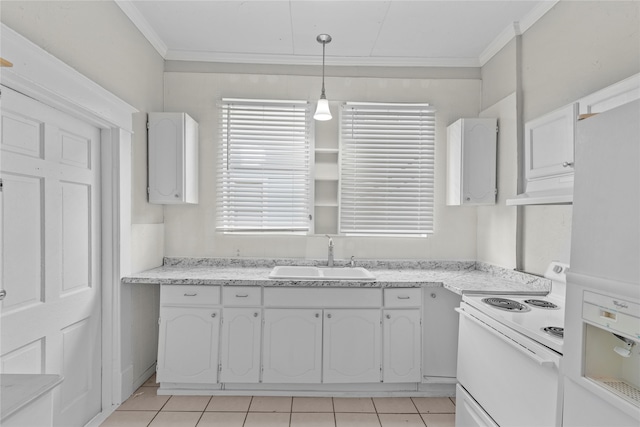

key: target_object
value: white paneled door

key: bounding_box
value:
[0,87,102,427]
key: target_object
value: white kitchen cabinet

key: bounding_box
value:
[148,112,199,204]
[220,308,261,383]
[422,287,461,380]
[446,118,497,205]
[524,103,577,182]
[383,309,421,383]
[507,103,578,205]
[262,308,323,383]
[323,309,381,383]
[157,306,220,383]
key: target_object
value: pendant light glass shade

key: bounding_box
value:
[314,97,332,121]
[314,34,332,121]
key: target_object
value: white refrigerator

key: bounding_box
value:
[563,99,640,426]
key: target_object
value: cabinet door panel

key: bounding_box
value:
[525,103,577,181]
[220,308,261,383]
[383,309,421,382]
[323,309,381,383]
[262,309,322,383]
[157,307,220,383]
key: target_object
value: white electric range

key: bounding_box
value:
[461,262,567,354]
[455,262,568,427]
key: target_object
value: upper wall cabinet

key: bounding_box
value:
[148,112,199,204]
[446,118,497,206]
[507,73,639,206]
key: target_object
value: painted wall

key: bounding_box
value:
[0,0,163,397]
[478,93,518,269]
[162,72,482,261]
[480,0,640,275]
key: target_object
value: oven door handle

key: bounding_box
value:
[455,307,557,369]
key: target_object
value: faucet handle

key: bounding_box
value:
[350,256,355,268]
[325,234,334,246]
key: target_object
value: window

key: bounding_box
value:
[217,98,313,233]
[339,102,435,236]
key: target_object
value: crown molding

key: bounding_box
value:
[165,49,481,68]
[115,0,168,58]
[479,0,559,66]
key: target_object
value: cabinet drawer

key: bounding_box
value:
[223,286,262,306]
[161,285,220,305]
[264,287,381,308]
[384,288,422,308]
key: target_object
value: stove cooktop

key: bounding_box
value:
[463,293,565,354]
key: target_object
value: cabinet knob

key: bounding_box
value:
[315,313,320,318]
[386,314,391,319]
[211,312,217,318]
[562,161,574,168]
[431,293,437,299]
[174,194,180,198]
[253,312,259,317]
[327,313,332,319]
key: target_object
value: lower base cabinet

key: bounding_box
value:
[157,306,220,383]
[157,286,430,388]
[262,309,323,383]
[323,309,382,383]
[383,309,421,382]
[220,308,262,383]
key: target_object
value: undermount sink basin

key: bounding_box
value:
[269,266,376,281]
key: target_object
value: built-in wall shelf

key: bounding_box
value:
[315,147,339,154]
[315,163,339,181]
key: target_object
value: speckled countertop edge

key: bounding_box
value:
[123,258,551,295]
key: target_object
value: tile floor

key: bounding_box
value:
[100,375,455,427]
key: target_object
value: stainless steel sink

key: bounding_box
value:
[268,265,376,281]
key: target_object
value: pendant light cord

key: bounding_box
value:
[321,41,326,99]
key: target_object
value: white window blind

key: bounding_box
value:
[339,102,435,236]
[217,98,312,233]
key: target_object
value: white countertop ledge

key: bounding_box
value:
[122,259,550,295]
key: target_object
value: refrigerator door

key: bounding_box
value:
[570,99,639,285]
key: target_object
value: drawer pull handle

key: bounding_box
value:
[397,295,411,299]
[184,293,197,297]
[235,294,249,298]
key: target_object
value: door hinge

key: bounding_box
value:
[218,364,222,372]
[0,178,3,192]
[158,317,161,326]
[147,121,150,130]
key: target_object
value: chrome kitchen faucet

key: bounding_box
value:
[325,234,334,267]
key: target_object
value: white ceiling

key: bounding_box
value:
[116,0,557,67]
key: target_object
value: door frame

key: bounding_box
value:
[1,22,137,414]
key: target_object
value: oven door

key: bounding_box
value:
[456,303,562,427]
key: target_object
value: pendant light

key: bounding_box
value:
[313,34,332,121]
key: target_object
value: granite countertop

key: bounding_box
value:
[0,374,63,421]
[122,258,550,295]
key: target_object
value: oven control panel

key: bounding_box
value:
[583,290,640,341]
